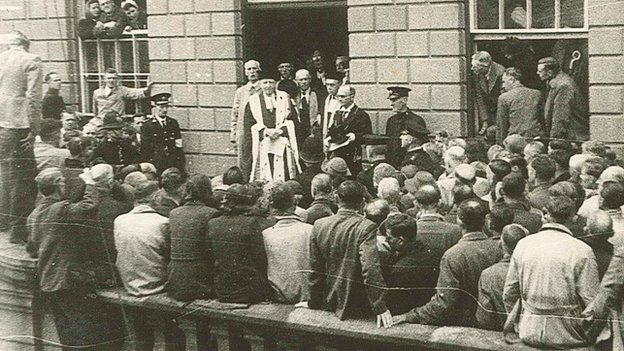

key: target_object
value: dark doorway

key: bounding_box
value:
[243,4,348,79]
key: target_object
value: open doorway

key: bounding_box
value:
[243,3,348,79]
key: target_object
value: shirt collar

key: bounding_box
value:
[337,208,362,217]
[131,204,157,213]
[340,103,355,114]
[460,231,488,242]
[407,145,423,153]
[418,213,445,221]
[540,222,574,236]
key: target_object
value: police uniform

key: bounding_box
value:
[140,93,185,174]
[385,86,429,168]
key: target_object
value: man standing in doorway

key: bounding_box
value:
[385,86,428,168]
[319,72,342,146]
[496,67,543,144]
[276,62,294,91]
[472,51,505,135]
[538,56,589,141]
[295,69,319,149]
[0,31,42,243]
[231,60,261,180]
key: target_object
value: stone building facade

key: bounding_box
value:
[0,0,623,175]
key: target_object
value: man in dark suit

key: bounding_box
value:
[326,85,372,176]
[400,122,436,175]
[385,86,429,168]
[308,181,393,327]
[140,93,185,174]
[472,51,505,135]
[294,69,319,149]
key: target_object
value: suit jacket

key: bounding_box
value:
[386,110,427,168]
[294,89,319,145]
[140,116,185,173]
[416,213,463,263]
[475,259,510,331]
[473,62,505,129]
[545,71,589,141]
[0,47,42,130]
[328,105,372,175]
[405,231,500,326]
[305,197,335,225]
[308,209,388,320]
[496,84,544,144]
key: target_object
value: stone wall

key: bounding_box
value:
[588,0,624,153]
[347,0,468,136]
[0,0,79,110]
[147,0,242,175]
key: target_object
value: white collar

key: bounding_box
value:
[340,103,355,114]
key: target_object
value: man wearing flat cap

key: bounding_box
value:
[140,93,185,174]
[385,86,428,168]
[400,124,436,176]
[93,111,140,167]
[538,56,589,141]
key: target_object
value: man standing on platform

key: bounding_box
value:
[538,57,589,141]
[42,72,65,120]
[326,85,372,176]
[0,31,41,244]
[231,60,261,179]
[92,68,152,121]
[243,77,300,182]
[385,86,428,168]
[294,69,319,149]
[400,123,436,175]
[140,93,185,174]
[319,72,342,145]
[472,51,505,135]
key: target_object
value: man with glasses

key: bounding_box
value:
[326,85,372,175]
[385,86,428,168]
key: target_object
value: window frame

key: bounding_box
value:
[77,30,150,117]
[469,0,589,35]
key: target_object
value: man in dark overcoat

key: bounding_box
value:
[140,92,185,174]
[307,181,393,328]
[326,85,372,176]
[385,86,428,168]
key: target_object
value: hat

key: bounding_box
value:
[226,184,258,206]
[454,164,476,182]
[40,119,62,137]
[35,167,63,186]
[101,111,123,130]
[322,157,352,177]
[140,162,158,175]
[150,92,171,106]
[327,128,349,146]
[402,119,430,137]
[387,86,411,100]
[300,135,325,164]
[121,0,138,9]
[504,134,527,155]
[324,70,344,83]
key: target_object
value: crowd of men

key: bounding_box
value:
[2,26,624,351]
[78,0,147,39]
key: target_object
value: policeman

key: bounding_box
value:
[385,86,428,168]
[401,121,435,176]
[140,92,185,174]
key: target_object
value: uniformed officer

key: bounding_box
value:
[140,92,185,174]
[385,86,429,168]
[401,120,436,176]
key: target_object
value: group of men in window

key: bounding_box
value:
[78,0,147,39]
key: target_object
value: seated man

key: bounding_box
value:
[34,119,70,171]
[305,173,335,225]
[476,224,527,331]
[115,181,185,350]
[504,195,599,349]
[151,167,185,217]
[263,184,312,304]
[395,200,500,326]
[308,181,392,328]
[381,213,438,314]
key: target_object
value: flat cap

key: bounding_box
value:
[387,86,411,100]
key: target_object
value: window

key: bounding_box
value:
[78,33,150,117]
[470,0,588,34]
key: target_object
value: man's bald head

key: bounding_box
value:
[415,184,441,208]
[311,173,332,198]
[586,210,614,239]
[377,177,401,205]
